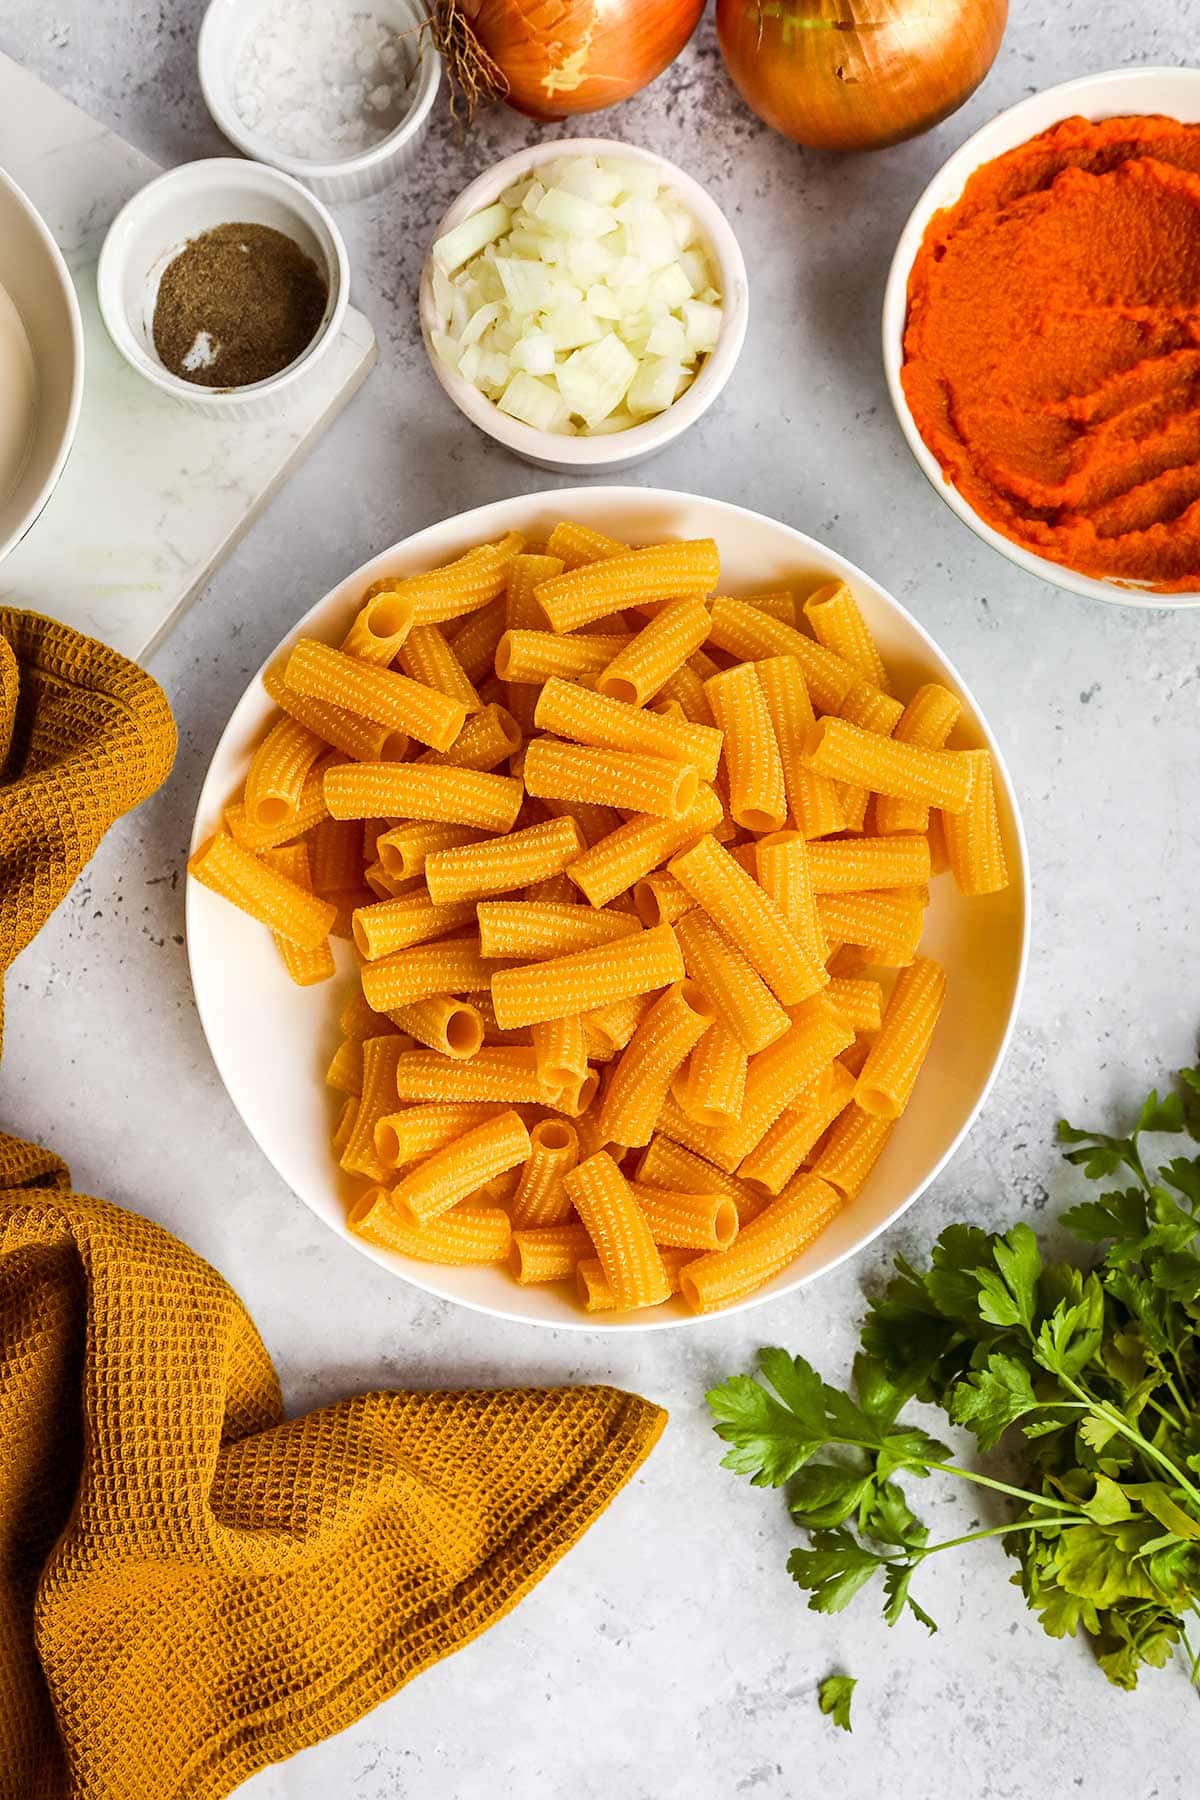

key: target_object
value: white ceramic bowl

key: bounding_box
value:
[198,0,440,204]
[418,140,750,474]
[883,65,1200,609]
[0,170,84,565]
[97,158,349,420]
[187,487,1029,1332]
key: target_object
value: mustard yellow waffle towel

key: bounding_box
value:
[0,613,666,1799]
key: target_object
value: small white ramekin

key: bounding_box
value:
[97,158,349,421]
[419,138,750,475]
[198,0,440,205]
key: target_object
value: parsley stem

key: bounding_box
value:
[1183,1612,1200,1690]
[1058,1374,1200,1511]
[1144,1392,1188,1436]
[913,1517,1071,1560]
[927,1462,1085,1516]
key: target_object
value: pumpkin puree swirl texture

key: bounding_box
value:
[903,115,1200,591]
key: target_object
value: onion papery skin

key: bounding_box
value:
[715,0,1009,152]
[457,0,708,120]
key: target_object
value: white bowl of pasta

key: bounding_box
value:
[187,489,1029,1331]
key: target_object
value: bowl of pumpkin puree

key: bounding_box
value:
[884,67,1200,606]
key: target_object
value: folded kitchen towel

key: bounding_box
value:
[0,611,667,1799]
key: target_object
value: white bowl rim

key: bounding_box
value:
[417,137,751,468]
[96,157,350,408]
[0,167,85,564]
[197,0,441,179]
[882,64,1200,610]
[186,485,1032,1333]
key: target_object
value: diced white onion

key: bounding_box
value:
[430,156,724,437]
[628,357,688,418]
[511,329,556,376]
[499,372,570,433]
[433,203,512,275]
[683,299,723,355]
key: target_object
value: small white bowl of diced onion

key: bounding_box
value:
[419,139,749,474]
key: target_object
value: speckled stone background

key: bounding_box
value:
[2,2,1199,1794]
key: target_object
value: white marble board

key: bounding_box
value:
[0,52,376,661]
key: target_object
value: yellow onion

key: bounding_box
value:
[716,0,1008,152]
[434,0,707,121]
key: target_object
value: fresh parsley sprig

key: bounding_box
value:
[708,1064,1200,1693]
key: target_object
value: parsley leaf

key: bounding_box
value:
[818,1674,856,1732]
[948,1352,1039,1450]
[788,1531,882,1613]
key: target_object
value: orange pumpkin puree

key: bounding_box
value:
[903,115,1200,591]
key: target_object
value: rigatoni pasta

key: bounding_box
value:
[194,521,1009,1316]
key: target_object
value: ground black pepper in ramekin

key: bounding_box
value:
[152,221,328,388]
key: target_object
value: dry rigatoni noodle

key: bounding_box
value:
[595,599,712,707]
[567,786,723,908]
[815,1104,894,1199]
[802,717,974,814]
[477,899,639,960]
[599,981,715,1147]
[360,937,492,1012]
[564,1151,671,1308]
[807,835,931,893]
[340,1035,406,1179]
[630,1182,738,1252]
[669,833,826,1007]
[575,1246,694,1313]
[739,1061,857,1195]
[754,655,845,840]
[285,640,467,752]
[707,596,860,713]
[397,623,481,715]
[325,763,523,833]
[392,1046,549,1105]
[510,1222,593,1282]
[491,921,684,1031]
[815,889,927,965]
[262,844,336,987]
[673,905,790,1055]
[243,715,324,831]
[420,703,522,771]
[374,1100,500,1170]
[262,663,409,763]
[704,662,786,834]
[874,683,962,833]
[633,870,693,927]
[523,736,698,822]
[388,1109,530,1225]
[386,996,484,1060]
[535,677,723,783]
[705,997,855,1171]
[449,594,508,683]
[376,822,479,880]
[754,831,826,966]
[855,955,946,1120]
[673,1024,747,1128]
[803,580,892,693]
[340,589,415,665]
[425,815,584,904]
[188,831,336,951]
[349,1191,511,1264]
[351,894,476,960]
[942,750,1009,896]
[678,1174,842,1313]
[535,539,720,632]
[509,1118,580,1229]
